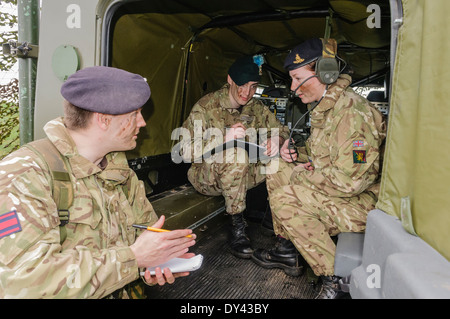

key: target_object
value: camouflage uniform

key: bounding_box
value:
[0,118,157,298]
[266,75,386,276]
[180,84,290,214]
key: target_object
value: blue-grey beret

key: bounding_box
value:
[60,66,151,115]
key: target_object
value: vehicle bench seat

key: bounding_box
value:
[334,232,365,278]
[149,184,226,231]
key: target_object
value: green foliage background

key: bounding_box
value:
[0,0,19,159]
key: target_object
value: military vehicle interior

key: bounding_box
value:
[25,0,449,299]
[106,0,390,193]
[101,0,392,298]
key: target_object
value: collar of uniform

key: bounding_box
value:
[44,117,78,157]
[219,84,241,114]
[44,117,101,178]
[310,74,352,128]
[97,152,131,186]
[44,117,130,181]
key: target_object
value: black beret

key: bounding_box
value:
[228,56,261,86]
[60,66,151,115]
[284,38,324,71]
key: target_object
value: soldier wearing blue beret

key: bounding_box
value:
[60,66,151,115]
[0,66,197,298]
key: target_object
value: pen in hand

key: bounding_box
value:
[132,224,193,238]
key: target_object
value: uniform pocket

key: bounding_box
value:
[68,195,101,229]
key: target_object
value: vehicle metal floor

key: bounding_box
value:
[145,219,318,299]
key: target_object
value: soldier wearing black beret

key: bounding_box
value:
[179,56,290,259]
[252,39,386,300]
[284,37,325,70]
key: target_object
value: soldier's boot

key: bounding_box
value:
[228,213,254,259]
[251,236,304,277]
[315,275,348,299]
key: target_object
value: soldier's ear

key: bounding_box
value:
[95,112,112,130]
[227,75,233,85]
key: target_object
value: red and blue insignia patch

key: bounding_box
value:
[353,150,367,164]
[353,140,364,148]
[0,210,22,239]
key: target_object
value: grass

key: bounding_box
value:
[0,79,20,159]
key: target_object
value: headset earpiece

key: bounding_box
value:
[315,57,339,84]
[315,38,340,84]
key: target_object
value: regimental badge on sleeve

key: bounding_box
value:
[353,150,367,164]
[0,210,22,239]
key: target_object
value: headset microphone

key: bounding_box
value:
[287,75,320,155]
[285,38,340,160]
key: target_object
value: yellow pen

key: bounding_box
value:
[132,224,193,238]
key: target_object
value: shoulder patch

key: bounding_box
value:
[353,140,364,148]
[353,150,367,164]
[0,210,22,239]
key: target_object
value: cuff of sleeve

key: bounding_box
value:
[280,132,290,141]
[116,246,139,280]
[297,152,309,163]
[296,146,309,162]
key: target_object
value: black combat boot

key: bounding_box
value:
[251,236,303,277]
[315,275,348,299]
[229,213,254,259]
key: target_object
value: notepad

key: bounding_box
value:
[140,254,204,275]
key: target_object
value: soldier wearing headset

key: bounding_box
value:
[251,38,386,299]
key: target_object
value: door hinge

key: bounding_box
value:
[2,40,39,59]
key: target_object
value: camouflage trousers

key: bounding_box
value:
[188,149,266,215]
[266,159,376,276]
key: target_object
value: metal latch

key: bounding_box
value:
[2,40,39,59]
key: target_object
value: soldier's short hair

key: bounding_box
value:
[63,100,94,130]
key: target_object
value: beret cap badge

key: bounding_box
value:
[253,54,264,75]
[293,54,305,64]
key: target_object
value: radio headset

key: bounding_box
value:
[287,38,341,160]
[315,38,340,85]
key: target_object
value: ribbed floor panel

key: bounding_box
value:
[145,220,317,299]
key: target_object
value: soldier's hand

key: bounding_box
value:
[142,252,194,286]
[305,162,314,170]
[130,216,196,268]
[263,136,283,157]
[297,162,314,171]
[280,139,298,162]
